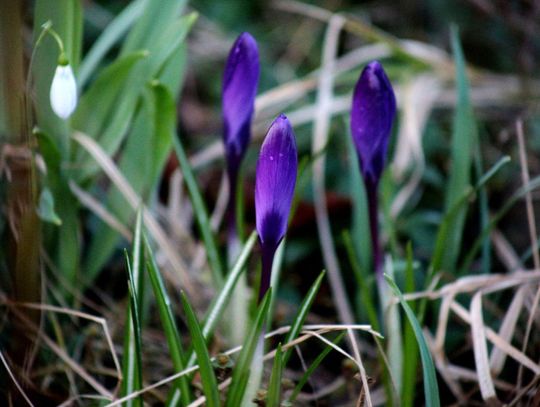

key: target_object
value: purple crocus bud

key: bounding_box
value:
[222,32,260,178]
[350,61,396,187]
[255,114,298,301]
[350,61,396,277]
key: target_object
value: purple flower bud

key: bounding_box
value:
[255,114,298,301]
[222,32,260,176]
[255,114,298,249]
[351,61,396,278]
[350,61,396,187]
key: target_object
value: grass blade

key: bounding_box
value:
[282,271,325,366]
[225,289,272,407]
[384,275,440,407]
[347,130,372,275]
[342,230,380,331]
[173,134,224,288]
[267,343,283,407]
[439,26,477,274]
[180,293,220,407]
[121,211,145,406]
[402,243,418,407]
[187,231,258,367]
[144,236,192,405]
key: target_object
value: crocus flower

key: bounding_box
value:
[50,62,77,119]
[255,114,298,301]
[350,61,396,275]
[223,32,260,184]
[222,32,260,254]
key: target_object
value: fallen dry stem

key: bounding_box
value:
[0,349,35,406]
[4,300,114,399]
[516,119,540,391]
[13,301,122,382]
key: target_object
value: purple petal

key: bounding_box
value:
[255,114,298,249]
[222,32,260,174]
[350,61,396,185]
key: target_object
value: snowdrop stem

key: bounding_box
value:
[39,21,66,60]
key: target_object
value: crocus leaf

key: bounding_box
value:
[439,27,477,274]
[181,292,220,407]
[267,343,283,407]
[144,236,192,405]
[225,289,272,407]
[385,275,440,407]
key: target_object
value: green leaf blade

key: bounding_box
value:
[225,289,272,407]
[181,292,220,407]
[267,343,283,407]
[385,275,440,407]
[145,236,192,406]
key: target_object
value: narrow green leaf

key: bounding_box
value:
[181,293,220,407]
[55,190,80,290]
[282,271,325,366]
[78,0,146,87]
[120,211,145,406]
[187,231,258,368]
[225,290,272,407]
[173,134,224,288]
[148,83,177,182]
[347,130,372,275]
[288,333,345,403]
[37,188,62,225]
[402,243,418,407]
[267,343,283,407]
[473,137,490,274]
[121,0,187,54]
[384,275,440,407]
[73,51,148,141]
[440,26,477,273]
[144,236,192,406]
[158,43,188,102]
[121,254,143,407]
[380,259,403,400]
[342,230,380,331]
[131,210,145,311]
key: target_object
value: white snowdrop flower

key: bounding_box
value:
[50,63,77,119]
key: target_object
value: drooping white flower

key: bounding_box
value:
[49,64,77,119]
